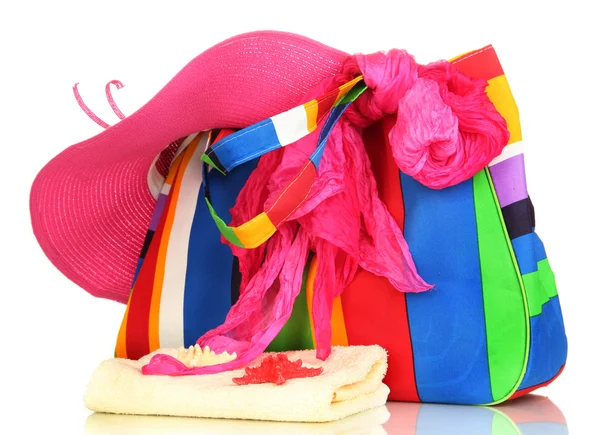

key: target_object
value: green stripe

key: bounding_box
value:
[267,258,314,352]
[204,198,244,248]
[491,411,521,435]
[522,258,558,317]
[336,81,368,106]
[473,170,528,401]
[201,153,227,175]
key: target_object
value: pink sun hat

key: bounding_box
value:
[29,31,349,303]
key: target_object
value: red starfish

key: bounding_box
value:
[232,353,323,385]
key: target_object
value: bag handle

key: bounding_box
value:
[201,76,367,249]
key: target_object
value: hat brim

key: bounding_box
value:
[29,31,349,302]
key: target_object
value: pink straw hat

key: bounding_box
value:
[30,31,349,303]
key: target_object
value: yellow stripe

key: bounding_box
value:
[334,75,364,104]
[303,100,319,133]
[148,136,202,350]
[305,255,349,348]
[449,50,521,147]
[232,212,277,249]
[486,75,522,145]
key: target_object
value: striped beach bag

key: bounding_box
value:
[116,45,567,405]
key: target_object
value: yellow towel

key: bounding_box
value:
[85,345,389,423]
[85,405,390,434]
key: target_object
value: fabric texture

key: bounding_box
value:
[85,345,389,423]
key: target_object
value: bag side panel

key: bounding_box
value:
[488,156,568,394]
[340,118,421,402]
[472,169,529,402]
[401,173,494,405]
[484,71,567,396]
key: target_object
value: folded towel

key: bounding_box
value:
[85,345,389,423]
[85,405,390,435]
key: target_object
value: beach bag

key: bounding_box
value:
[116,45,567,405]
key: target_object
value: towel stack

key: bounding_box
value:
[85,345,389,423]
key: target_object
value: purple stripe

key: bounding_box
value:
[149,193,168,231]
[489,154,528,208]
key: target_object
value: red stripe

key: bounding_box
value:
[155,138,184,177]
[499,393,567,424]
[315,89,338,124]
[211,128,236,145]
[267,162,316,226]
[341,116,420,402]
[452,45,504,81]
[125,192,174,360]
[384,402,421,432]
[508,365,566,401]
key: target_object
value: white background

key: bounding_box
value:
[1,0,598,433]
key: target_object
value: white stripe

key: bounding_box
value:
[174,132,199,160]
[146,154,165,200]
[158,132,209,348]
[160,184,171,196]
[270,105,309,147]
[146,133,200,199]
[489,141,525,166]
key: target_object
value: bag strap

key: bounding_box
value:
[201,76,367,249]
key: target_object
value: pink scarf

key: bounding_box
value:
[143,49,509,376]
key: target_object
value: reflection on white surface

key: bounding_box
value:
[85,394,567,435]
[384,395,568,435]
[85,405,390,435]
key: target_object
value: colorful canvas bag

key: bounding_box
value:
[116,45,567,405]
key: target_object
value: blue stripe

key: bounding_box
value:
[131,258,144,287]
[211,119,280,172]
[518,295,567,390]
[512,232,547,275]
[415,404,494,434]
[401,173,493,404]
[309,102,350,168]
[532,231,547,261]
[182,158,259,346]
[517,422,568,435]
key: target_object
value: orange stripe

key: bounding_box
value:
[331,294,349,346]
[164,151,186,186]
[306,257,317,348]
[147,136,202,351]
[333,75,364,105]
[115,301,131,358]
[305,255,348,348]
